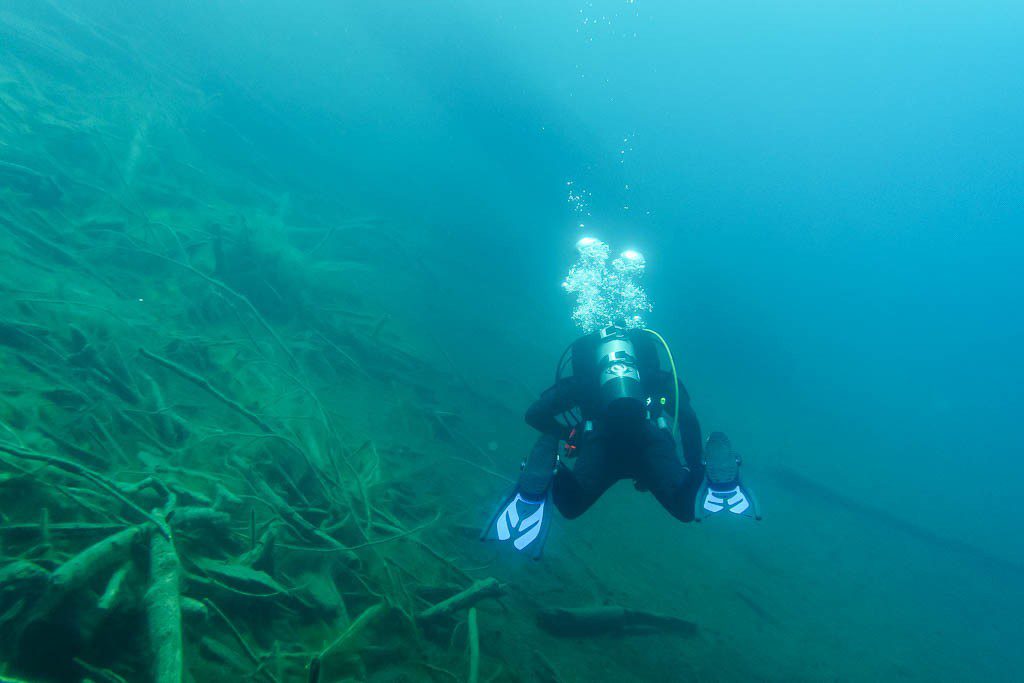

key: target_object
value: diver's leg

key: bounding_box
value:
[634,423,703,523]
[552,434,620,519]
[677,400,705,473]
[518,433,560,500]
[480,433,560,558]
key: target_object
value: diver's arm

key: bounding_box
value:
[525,378,576,439]
[659,372,702,469]
[674,380,703,470]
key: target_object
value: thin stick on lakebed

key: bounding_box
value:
[417,577,505,623]
[537,605,699,638]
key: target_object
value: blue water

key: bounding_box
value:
[2,1,1022,680]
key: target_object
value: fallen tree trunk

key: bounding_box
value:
[146,522,184,683]
[33,525,143,621]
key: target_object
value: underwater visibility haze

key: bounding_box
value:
[0,0,1022,681]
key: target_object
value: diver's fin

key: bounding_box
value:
[695,481,762,521]
[695,432,762,522]
[481,488,553,560]
[482,438,559,559]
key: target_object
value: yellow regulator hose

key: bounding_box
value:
[644,328,679,439]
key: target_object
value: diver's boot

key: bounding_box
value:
[695,432,762,521]
[481,436,558,559]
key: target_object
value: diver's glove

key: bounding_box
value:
[695,432,762,521]
[481,436,559,559]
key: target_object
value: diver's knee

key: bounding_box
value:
[661,498,696,523]
[561,507,587,521]
[552,486,591,519]
[552,495,587,520]
[654,485,697,523]
[670,508,696,523]
[551,465,596,519]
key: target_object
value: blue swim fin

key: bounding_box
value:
[480,488,553,559]
[481,442,558,559]
[695,432,762,522]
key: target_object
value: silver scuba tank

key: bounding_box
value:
[594,326,646,423]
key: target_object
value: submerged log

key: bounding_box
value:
[33,525,143,620]
[146,523,184,683]
[192,558,289,597]
[168,506,231,533]
[416,578,504,623]
[769,465,1024,578]
[536,606,698,638]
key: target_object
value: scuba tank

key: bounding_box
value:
[560,326,665,432]
[593,326,646,426]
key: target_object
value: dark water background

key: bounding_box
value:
[2,0,1022,680]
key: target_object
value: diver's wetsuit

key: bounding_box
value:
[524,368,705,523]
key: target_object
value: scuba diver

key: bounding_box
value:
[482,237,760,558]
